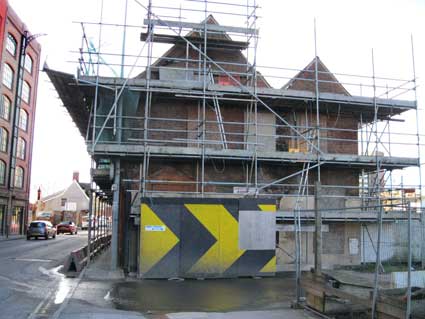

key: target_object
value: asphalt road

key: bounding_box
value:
[0,231,88,319]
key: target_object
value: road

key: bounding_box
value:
[0,231,87,319]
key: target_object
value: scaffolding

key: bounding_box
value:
[46,0,423,317]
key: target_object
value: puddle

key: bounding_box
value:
[54,278,71,304]
[37,265,73,305]
[110,276,294,313]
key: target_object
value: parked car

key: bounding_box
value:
[57,221,78,235]
[27,221,56,240]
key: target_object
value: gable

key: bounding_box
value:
[63,181,90,201]
[283,57,350,96]
[137,15,270,88]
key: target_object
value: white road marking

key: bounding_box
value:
[13,258,53,263]
[0,274,35,289]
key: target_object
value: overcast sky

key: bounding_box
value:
[7,0,425,201]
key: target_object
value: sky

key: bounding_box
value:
[7,0,425,202]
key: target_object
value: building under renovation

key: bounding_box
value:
[45,0,422,309]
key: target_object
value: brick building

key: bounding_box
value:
[0,2,41,236]
[46,12,417,274]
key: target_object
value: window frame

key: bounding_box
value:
[14,166,24,189]
[18,109,28,131]
[0,95,10,121]
[6,33,17,56]
[2,64,14,90]
[21,81,30,104]
[17,137,26,160]
[0,127,8,152]
[24,54,33,74]
[0,160,5,185]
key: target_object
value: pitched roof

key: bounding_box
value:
[186,14,232,41]
[41,189,65,202]
[137,15,271,88]
[41,180,89,202]
[283,56,350,96]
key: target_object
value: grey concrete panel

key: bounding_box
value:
[239,210,275,250]
[159,67,194,81]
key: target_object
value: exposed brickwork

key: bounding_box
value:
[326,113,357,154]
[120,21,362,200]
[284,57,350,95]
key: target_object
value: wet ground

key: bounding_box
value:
[110,275,296,314]
[0,231,88,318]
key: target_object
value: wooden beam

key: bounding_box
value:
[144,19,258,35]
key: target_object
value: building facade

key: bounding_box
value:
[35,176,90,227]
[0,2,41,236]
[46,8,419,275]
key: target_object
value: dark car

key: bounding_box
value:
[57,221,78,235]
[27,221,56,240]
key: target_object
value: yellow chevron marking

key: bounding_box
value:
[258,204,276,212]
[260,256,276,273]
[140,204,179,274]
[185,204,245,274]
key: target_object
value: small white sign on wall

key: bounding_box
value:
[349,238,359,255]
[145,225,166,232]
[65,202,77,212]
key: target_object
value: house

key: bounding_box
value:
[35,172,89,226]
[45,12,418,276]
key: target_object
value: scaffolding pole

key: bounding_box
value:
[411,35,424,269]
[371,48,384,319]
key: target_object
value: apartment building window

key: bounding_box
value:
[6,34,17,56]
[24,54,33,74]
[17,137,26,160]
[0,128,8,152]
[0,205,4,234]
[21,81,30,104]
[14,166,24,188]
[0,96,10,120]
[0,160,5,185]
[18,109,28,131]
[2,64,14,89]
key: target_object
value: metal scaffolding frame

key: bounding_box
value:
[61,0,423,317]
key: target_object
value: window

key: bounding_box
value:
[21,81,30,104]
[6,34,17,56]
[2,64,13,89]
[0,160,5,185]
[24,54,33,73]
[18,109,28,131]
[17,137,26,159]
[14,166,24,188]
[0,127,8,152]
[0,205,5,234]
[0,96,10,120]
[61,198,67,207]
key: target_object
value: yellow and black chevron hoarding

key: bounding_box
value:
[140,198,276,279]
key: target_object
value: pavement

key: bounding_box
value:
[0,234,25,241]
[56,248,317,319]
